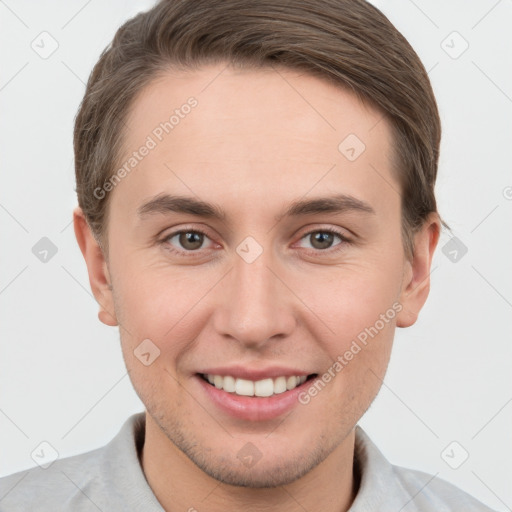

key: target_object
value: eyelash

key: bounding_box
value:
[160,226,352,258]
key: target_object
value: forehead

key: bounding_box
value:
[111,63,397,221]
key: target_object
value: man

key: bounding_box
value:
[0,0,497,510]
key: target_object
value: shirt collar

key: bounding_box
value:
[350,425,422,511]
[109,413,419,511]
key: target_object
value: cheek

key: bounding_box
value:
[294,253,401,402]
[313,313,395,423]
[122,350,186,425]
[112,255,202,333]
[111,229,403,363]
[299,259,402,345]
[112,262,219,378]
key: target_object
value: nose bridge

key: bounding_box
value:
[214,242,295,348]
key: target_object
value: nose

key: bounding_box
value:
[213,246,296,350]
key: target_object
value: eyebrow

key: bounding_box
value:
[137,193,376,222]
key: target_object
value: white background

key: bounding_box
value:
[0,1,511,510]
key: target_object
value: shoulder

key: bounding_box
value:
[0,444,110,511]
[0,413,162,512]
[391,464,497,512]
[352,426,497,512]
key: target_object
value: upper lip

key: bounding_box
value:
[197,365,315,381]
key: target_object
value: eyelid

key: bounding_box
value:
[294,223,352,241]
[292,225,352,254]
[159,224,353,257]
[160,225,217,250]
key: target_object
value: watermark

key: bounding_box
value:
[298,301,402,405]
[440,441,469,469]
[338,133,366,162]
[237,442,263,468]
[440,31,469,60]
[31,31,59,59]
[441,236,468,263]
[134,338,161,366]
[32,236,58,263]
[30,441,59,469]
[236,236,264,263]
[93,97,198,200]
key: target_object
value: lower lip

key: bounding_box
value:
[195,374,317,422]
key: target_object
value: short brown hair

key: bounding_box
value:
[74,0,444,260]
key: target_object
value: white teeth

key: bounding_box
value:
[203,373,309,397]
[213,375,223,389]
[235,378,254,396]
[254,378,274,397]
[223,375,236,393]
[274,377,286,393]
[286,376,297,390]
[273,376,287,394]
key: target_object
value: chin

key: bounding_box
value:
[191,455,320,488]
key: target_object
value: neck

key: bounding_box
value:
[141,412,358,512]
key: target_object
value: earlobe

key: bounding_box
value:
[73,206,118,327]
[98,309,118,326]
[396,213,441,328]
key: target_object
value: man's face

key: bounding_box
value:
[96,63,416,486]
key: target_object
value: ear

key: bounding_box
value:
[396,212,441,328]
[73,206,118,326]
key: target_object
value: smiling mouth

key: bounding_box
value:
[198,373,318,398]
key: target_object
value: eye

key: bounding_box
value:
[297,228,351,253]
[161,228,216,255]
[160,226,351,258]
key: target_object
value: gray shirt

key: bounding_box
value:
[0,412,496,511]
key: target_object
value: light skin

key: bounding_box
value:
[74,63,440,512]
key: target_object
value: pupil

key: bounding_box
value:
[180,232,203,250]
[312,232,333,249]
[177,232,334,251]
